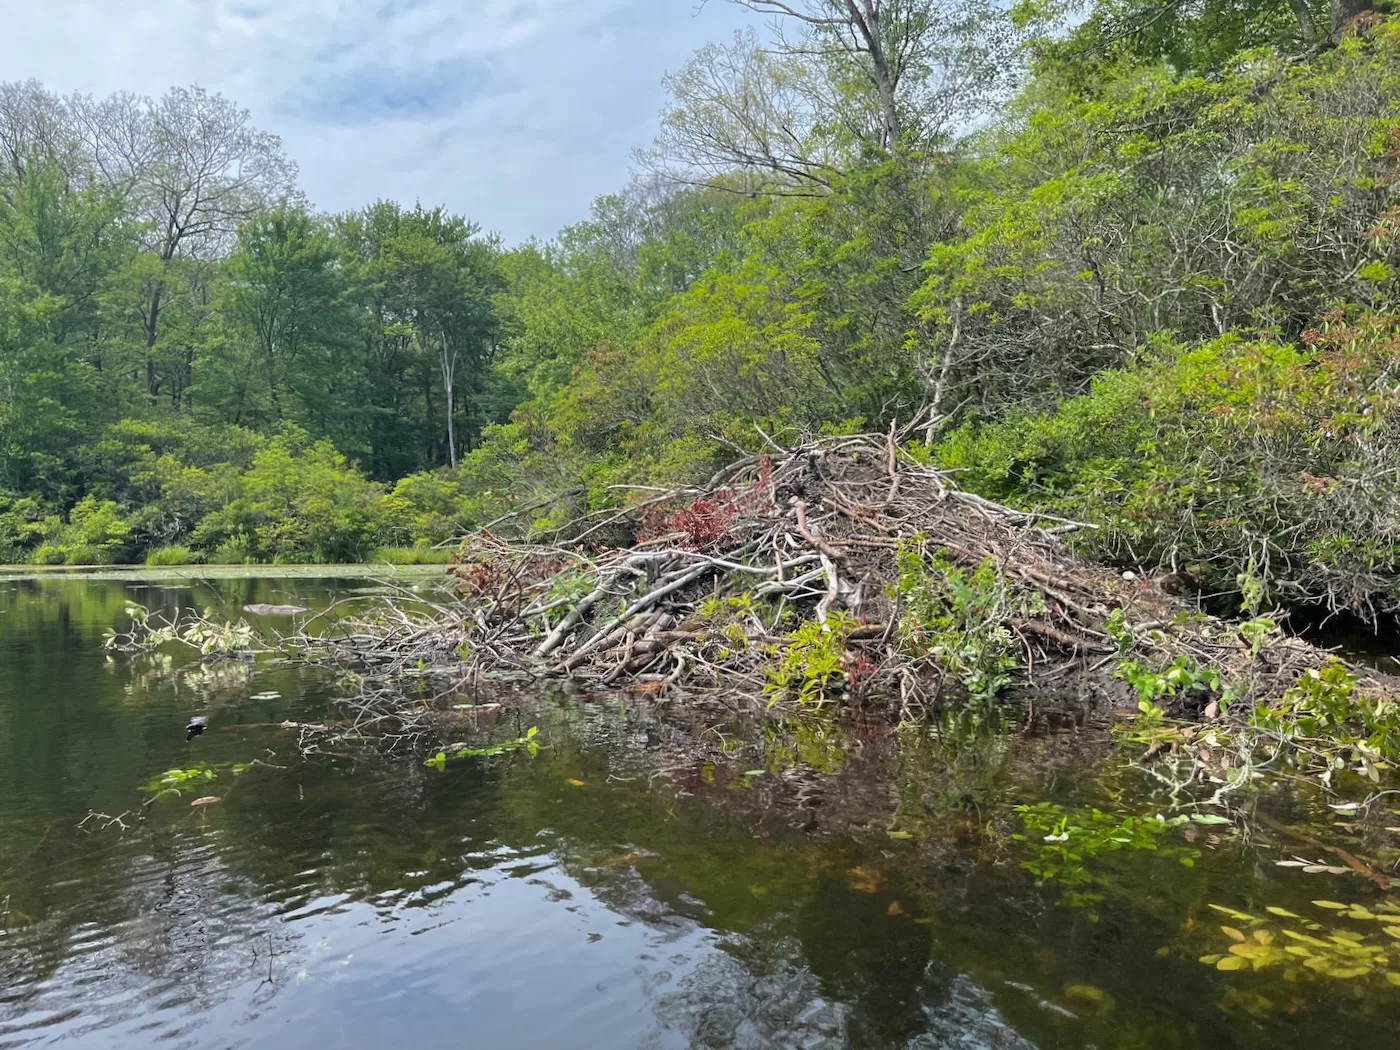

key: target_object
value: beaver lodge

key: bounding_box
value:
[292,430,1378,738]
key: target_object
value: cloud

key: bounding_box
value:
[0,0,755,242]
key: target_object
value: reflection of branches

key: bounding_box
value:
[77,810,133,832]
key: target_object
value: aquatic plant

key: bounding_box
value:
[424,726,540,771]
[138,761,252,798]
[1199,899,1400,984]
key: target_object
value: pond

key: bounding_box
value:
[2,573,1399,1049]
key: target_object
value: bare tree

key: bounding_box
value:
[648,0,1011,188]
[67,86,300,398]
[0,80,81,182]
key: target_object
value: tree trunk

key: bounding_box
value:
[1286,0,1318,46]
[923,296,962,448]
[440,344,459,469]
[848,0,902,149]
[143,284,163,400]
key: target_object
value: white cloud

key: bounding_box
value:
[0,0,755,242]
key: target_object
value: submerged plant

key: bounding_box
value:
[138,761,252,798]
[1199,899,1400,984]
[1014,802,1215,915]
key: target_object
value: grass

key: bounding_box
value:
[370,545,454,565]
[145,545,202,566]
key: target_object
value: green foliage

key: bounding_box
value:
[189,430,388,562]
[764,610,863,706]
[1251,661,1400,780]
[0,136,505,564]
[4,12,1400,615]
[103,601,255,655]
[1115,656,1222,707]
[138,760,252,797]
[22,496,133,564]
[138,765,217,794]
[700,592,771,655]
[425,726,540,770]
[369,545,453,565]
[942,310,1400,613]
[892,542,1018,700]
[1197,900,1400,984]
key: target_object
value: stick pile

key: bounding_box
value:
[301,431,1338,719]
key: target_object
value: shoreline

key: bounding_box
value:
[0,563,449,582]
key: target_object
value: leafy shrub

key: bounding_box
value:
[940,310,1400,615]
[1249,661,1400,780]
[22,496,133,564]
[765,610,862,706]
[892,542,1019,700]
[29,543,68,565]
[191,430,389,563]
[206,531,258,564]
[382,471,470,546]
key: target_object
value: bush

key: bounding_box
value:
[20,496,133,565]
[64,544,113,566]
[939,310,1400,615]
[30,543,68,565]
[205,531,258,564]
[382,472,469,546]
[190,429,389,563]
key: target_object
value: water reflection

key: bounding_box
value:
[3,576,1400,1049]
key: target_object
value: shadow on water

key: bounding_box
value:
[2,575,1400,1048]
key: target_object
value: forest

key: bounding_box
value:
[1,0,1397,622]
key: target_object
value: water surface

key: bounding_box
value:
[2,574,1398,1049]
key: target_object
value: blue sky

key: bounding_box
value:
[0,0,756,243]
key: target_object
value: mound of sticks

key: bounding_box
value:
[301,430,1347,720]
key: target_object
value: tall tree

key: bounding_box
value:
[0,158,138,495]
[337,203,501,474]
[208,206,359,448]
[650,0,1010,188]
[71,86,300,400]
